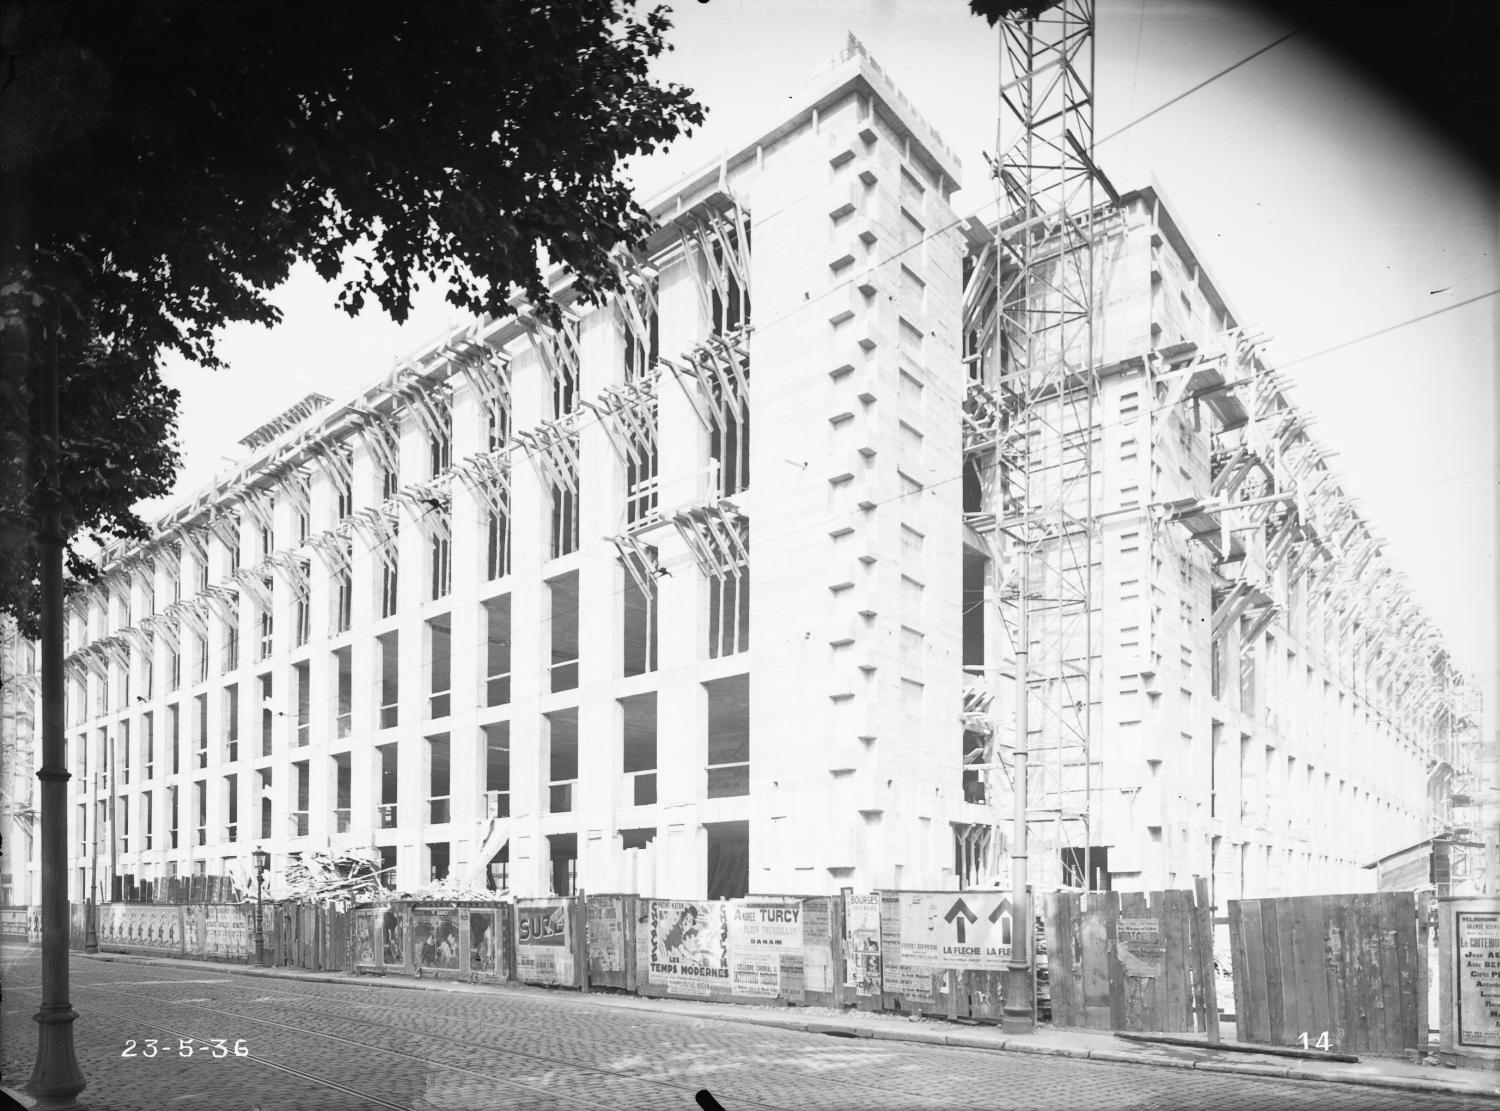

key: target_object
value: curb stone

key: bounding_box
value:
[69,953,1500,1101]
[1194,1060,1291,1079]
[1089,1049,1193,1068]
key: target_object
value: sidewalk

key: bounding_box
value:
[36,950,1490,1103]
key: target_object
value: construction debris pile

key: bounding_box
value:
[390,874,500,903]
[278,848,389,909]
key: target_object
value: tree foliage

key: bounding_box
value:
[0,0,704,637]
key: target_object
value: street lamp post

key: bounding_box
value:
[252,847,270,966]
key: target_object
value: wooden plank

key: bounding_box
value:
[1050,891,1078,1028]
[1324,896,1349,1053]
[624,896,638,994]
[1105,891,1128,1031]
[1079,891,1113,1029]
[1117,891,1150,1032]
[1272,896,1298,1045]
[1372,892,1403,1053]
[1291,896,1332,1051]
[1344,894,1374,1053]
[1239,899,1270,1044]
[1161,889,1189,1032]
[1416,891,1431,1045]
[1042,893,1063,1024]
[1192,877,1220,1041]
[1260,898,1286,1045]
[1362,893,1386,1053]
[1390,891,1420,1052]
[1227,901,1249,1038]
[1047,892,1071,1026]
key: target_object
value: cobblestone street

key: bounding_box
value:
[2,948,1496,1111]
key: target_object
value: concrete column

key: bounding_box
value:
[575,308,626,891]
[507,344,549,896]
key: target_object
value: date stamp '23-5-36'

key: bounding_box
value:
[122,1038,249,1059]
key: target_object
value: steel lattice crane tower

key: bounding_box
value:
[962,0,1118,1031]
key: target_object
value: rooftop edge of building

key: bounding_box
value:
[114,33,964,555]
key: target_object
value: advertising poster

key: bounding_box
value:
[729,900,804,954]
[896,891,1013,970]
[468,909,499,977]
[351,909,380,969]
[1117,916,1166,979]
[802,900,834,995]
[587,899,626,974]
[516,898,574,986]
[1457,911,1500,1048]
[879,892,934,1004]
[649,900,729,996]
[845,893,881,993]
[0,908,27,941]
[181,905,204,956]
[412,907,461,971]
[202,905,249,960]
[727,900,804,999]
[382,907,405,967]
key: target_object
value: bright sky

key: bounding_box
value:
[136,0,1497,731]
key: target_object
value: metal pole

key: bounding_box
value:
[1004,515,1033,1032]
[1000,18,1033,1036]
[254,859,265,966]
[29,321,88,1108]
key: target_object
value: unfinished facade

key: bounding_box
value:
[959,187,1483,903]
[32,42,1479,904]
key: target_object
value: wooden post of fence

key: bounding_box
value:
[575,893,589,993]
[504,902,517,983]
[1193,877,1221,1041]
[624,896,638,994]
[1416,890,1430,1045]
[830,895,846,1010]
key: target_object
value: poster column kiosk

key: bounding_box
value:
[1438,895,1500,1071]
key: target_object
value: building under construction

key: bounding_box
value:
[21,38,1484,907]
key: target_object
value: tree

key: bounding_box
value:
[0,0,704,634]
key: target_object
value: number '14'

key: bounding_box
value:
[1298,1031,1331,1051]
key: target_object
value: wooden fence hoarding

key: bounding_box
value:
[585,895,637,992]
[513,896,585,989]
[633,896,843,1008]
[1045,880,1218,1036]
[871,890,1014,1022]
[343,902,512,982]
[1228,891,1428,1055]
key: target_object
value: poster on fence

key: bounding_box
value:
[100,904,177,954]
[894,891,1012,970]
[845,893,881,994]
[382,907,405,967]
[587,900,626,974]
[727,900,804,999]
[1116,915,1166,979]
[412,907,462,971]
[468,909,500,977]
[879,892,936,1004]
[649,900,729,996]
[802,900,834,995]
[351,909,380,969]
[202,905,249,960]
[515,898,574,986]
[0,908,27,941]
[1457,911,1500,1048]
